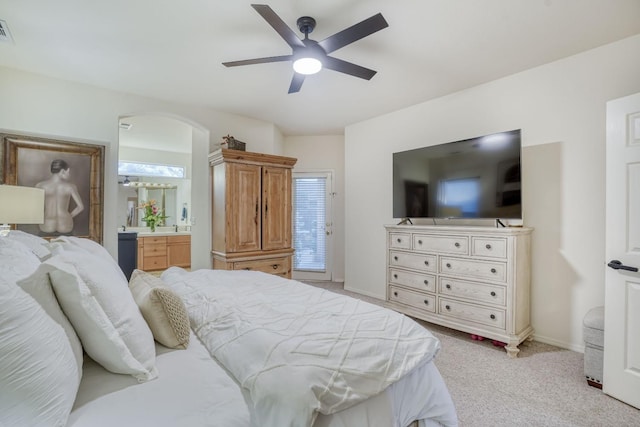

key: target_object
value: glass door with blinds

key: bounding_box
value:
[292,171,332,281]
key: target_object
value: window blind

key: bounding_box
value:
[293,177,326,272]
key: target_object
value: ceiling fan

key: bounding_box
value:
[222,4,389,94]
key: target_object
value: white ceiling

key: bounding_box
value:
[1,0,639,136]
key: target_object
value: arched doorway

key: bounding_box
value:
[117,113,210,271]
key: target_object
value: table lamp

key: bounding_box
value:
[0,184,45,236]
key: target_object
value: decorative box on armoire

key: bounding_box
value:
[208,148,297,278]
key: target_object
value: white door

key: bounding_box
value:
[292,171,333,281]
[604,92,640,409]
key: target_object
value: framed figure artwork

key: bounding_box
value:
[2,133,104,243]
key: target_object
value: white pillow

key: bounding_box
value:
[6,230,52,260]
[46,251,158,382]
[0,236,41,282]
[51,236,121,267]
[18,263,84,375]
[0,278,81,427]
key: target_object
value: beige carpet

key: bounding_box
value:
[303,281,640,427]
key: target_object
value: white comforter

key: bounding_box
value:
[162,268,442,427]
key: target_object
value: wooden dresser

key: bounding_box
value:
[385,225,533,357]
[137,234,191,271]
[209,149,297,278]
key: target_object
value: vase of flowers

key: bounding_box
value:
[138,199,168,232]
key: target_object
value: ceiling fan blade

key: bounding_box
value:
[252,4,305,49]
[318,13,388,54]
[288,73,305,93]
[322,56,377,80]
[223,55,293,67]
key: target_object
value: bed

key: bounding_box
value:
[0,231,458,427]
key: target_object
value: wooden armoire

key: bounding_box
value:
[208,148,297,278]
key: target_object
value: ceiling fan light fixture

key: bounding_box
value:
[292,57,322,75]
[223,5,388,92]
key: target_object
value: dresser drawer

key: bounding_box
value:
[389,268,436,292]
[389,250,436,272]
[167,235,191,244]
[233,257,290,275]
[389,286,436,313]
[389,233,411,249]
[472,237,507,259]
[439,277,506,306]
[143,243,167,257]
[413,235,469,255]
[142,236,167,245]
[439,298,506,330]
[440,256,507,282]
[143,256,167,270]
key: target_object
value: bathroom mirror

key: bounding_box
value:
[119,181,185,227]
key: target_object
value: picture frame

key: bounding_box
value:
[2,133,104,243]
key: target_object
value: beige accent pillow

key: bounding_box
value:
[129,270,190,349]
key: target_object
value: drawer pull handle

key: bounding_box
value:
[486,244,492,250]
[423,300,429,305]
[244,268,251,271]
[424,280,429,285]
[393,274,398,279]
[272,264,278,269]
[397,238,402,243]
[446,263,452,268]
[490,314,496,320]
[454,242,460,248]
[424,260,429,266]
[445,305,451,310]
[394,256,398,261]
[446,284,451,289]
[490,268,497,274]
[418,240,423,245]
[393,291,398,297]
[490,291,496,297]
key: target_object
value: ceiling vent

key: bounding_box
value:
[0,20,14,43]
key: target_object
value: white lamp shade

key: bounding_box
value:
[0,185,45,224]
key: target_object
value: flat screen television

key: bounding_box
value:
[392,129,522,219]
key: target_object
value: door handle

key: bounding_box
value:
[607,260,639,272]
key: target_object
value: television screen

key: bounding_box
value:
[392,129,522,219]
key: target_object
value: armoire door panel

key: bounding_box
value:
[228,163,261,252]
[262,166,291,250]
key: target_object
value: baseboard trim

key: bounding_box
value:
[343,285,385,300]
[532,333,585,353]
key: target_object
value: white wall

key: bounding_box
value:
[284,135,345,282]
[0,66,283,267]
[344,34,640,351]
